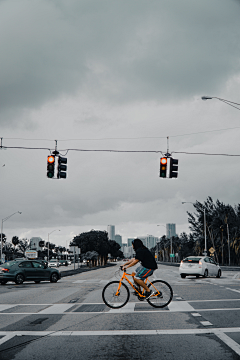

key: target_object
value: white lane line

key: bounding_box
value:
[38,304,75,314]
[168,301,195,312]
[72,280,86,283]
[0,328,240,336]
[215,331,240,356]
[108,302,135,313]
[226,288,240,294]
[0,334,15,345]
[191,313,201,317]
[200,321,213,326]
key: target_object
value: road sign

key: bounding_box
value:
[25,250,38,259]
[209,247,215,254]
[170,254,175,258]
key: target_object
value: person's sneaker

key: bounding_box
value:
[144,290,152,300]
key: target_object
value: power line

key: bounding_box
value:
[1,145,240,157]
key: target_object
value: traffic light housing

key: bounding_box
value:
[47,155,55,178]
[57,156,67,179]
[160,157,167,178]
[169,158,178,178]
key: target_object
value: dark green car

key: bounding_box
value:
[0,259,61,285]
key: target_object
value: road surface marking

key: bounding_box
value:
[0,334,16,345]
[215,330,240,356]
[191,313,201,317]
[200,321,213,326]
[168,301,195,312]
[38,304,75,314]
[109,302,135,313]
[0,305,16,312]
[0,327,240,336]
[226,288,240,294]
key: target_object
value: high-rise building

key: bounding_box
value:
[115,234,122,247]
[107,225,115,241]
[138,235,158,250]
[166,224,176,238]
[127,238,135,247]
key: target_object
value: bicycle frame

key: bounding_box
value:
[115,271,157,298]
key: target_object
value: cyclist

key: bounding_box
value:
[122,238,157,299]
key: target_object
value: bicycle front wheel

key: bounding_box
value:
[102,281,130,309]
[147,280,173,308]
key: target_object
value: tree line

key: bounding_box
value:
[70,230,123,266]
[153,197,240,266]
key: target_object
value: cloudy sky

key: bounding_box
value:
[1,0,240,247]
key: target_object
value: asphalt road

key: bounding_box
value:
[0,263,240,360]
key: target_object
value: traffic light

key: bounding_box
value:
[57,156,67,179]
[47,155,55,178]
[160,157,167,178]
[169,158,178,178]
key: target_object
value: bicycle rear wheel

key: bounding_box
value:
[102,281,130,309]
[147,280,173,308]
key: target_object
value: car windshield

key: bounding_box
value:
[183,257,202,263]
[50,260,57,262]
[1,261,18,268]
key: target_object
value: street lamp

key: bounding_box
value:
[1,211,22,264]
[202,96,240,111]
[47,229,60,261]
[182,202,207,256]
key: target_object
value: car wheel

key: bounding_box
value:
[15,274,24,285]
[180,274,186,278]
[50,273,59,283]
[203,269,208,278]
[0,280,7,285]
[35,281,40,284]
[216,270,221,278]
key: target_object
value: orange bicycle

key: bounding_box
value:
[102,267,173,309]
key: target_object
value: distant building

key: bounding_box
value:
[127,238,135,247]
[29,237,44,252]
[166,224,176,238]
[115,234,122,247]
[123,246,134,258]
[138,235,159,250]
[107,225,115,241]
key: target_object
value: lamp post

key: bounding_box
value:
[202,96,240,111]
[47,229,60,261]
[182,202,207,256]
[1,211,22,264]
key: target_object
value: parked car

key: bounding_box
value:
[58,260,68,266]
[67,260,72,265]
[0,259,61,285]
[179,256,221,278]
[48,259,60,267]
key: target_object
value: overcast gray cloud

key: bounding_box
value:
[1,0,240,247]
[1,0,240,125]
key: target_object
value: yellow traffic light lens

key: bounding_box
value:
[160,157,167,165]
[48,156,55,163]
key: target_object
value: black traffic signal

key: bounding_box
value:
[57,156,67,179]
[169,158,178,178]
[160,157,167,178]
[47,155,55,178]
